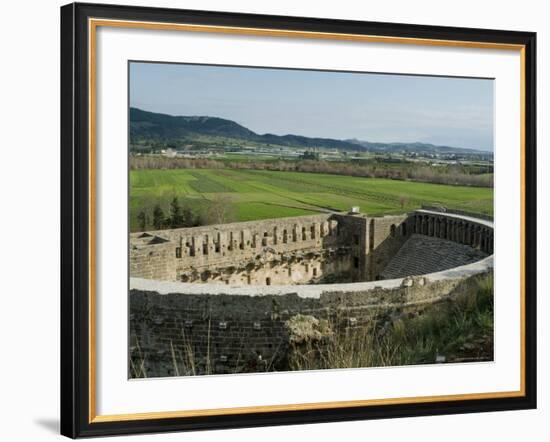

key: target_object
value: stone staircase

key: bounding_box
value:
[380,234,488,280]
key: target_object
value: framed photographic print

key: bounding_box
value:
[60,2,537,438]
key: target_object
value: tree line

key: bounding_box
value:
[136,197,201,231]
[130,156,493,188]
[135,194,235,232]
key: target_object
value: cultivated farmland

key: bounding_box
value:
[129,168,493,231]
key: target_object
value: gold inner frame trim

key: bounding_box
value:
[90,18,525,50]
[88,17,527,424]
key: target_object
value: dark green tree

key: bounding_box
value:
[169,196,184,228]
[182,206,195,227]
[137,210,149,231]
[152,204,165,230]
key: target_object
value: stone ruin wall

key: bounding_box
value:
[129,210,494,377]
[130,212,414,286]
[130,210,494,287]
[130,256,493,377]
[131,214,357,286]
[367,214,410,280]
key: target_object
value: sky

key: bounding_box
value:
[130,62,494,151]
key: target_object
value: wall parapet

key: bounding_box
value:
[420,204,494,222]
[130,254,493,300]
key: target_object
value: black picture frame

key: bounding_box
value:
[61,2,537,438]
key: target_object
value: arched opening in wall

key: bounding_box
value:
[247,274,251,285]
[369,219,375,251]
[262,231,268,246]
[310,225,316,239]
[181,274,189,282]
[302,227,307,240]
[390,224,396,238]
[203,235,209,255]
[354,257,359,269]
[201,271,211,282]
[292,226,297,242]
[215,233,221,253]
[265,277,271,286]
[312,268,317,277]
[401,222,407,236]
[283,229,288,244]
[175,247,182,258]
[474,227,481,248]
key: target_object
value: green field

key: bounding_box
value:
[130,168,493,231]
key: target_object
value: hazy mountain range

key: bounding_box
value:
[130,107,490,155]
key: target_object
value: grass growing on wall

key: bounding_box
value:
[288,274,494,371]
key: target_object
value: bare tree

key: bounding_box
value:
[205,194,236,225]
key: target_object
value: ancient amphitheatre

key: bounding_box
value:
[130,206,493,377]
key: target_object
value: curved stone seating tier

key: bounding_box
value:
[379,234,488,280]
